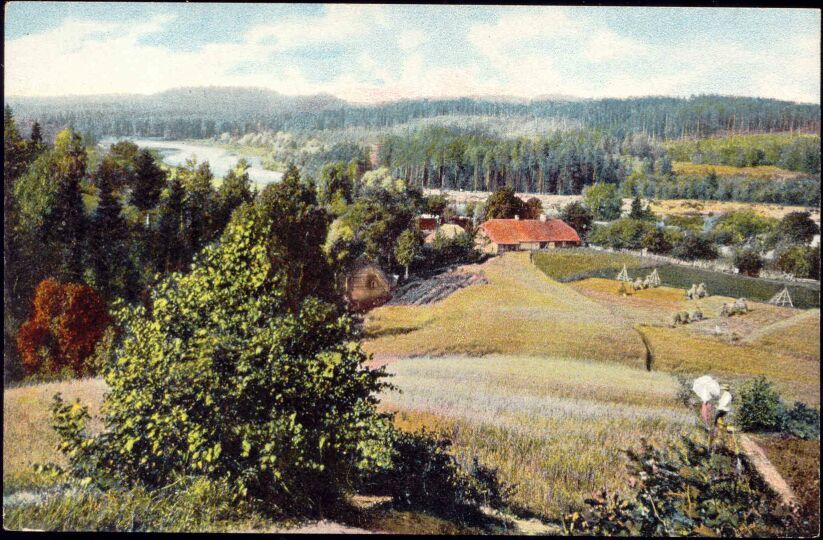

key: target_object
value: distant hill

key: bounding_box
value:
[5,87,820,141]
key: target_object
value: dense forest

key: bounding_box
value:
[6,89,820,141]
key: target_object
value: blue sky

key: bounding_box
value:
[4,3,820,103]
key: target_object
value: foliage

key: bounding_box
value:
[781,402,820,440]
[215,159,255,231]
[641,229,673,254]
[560,201,594,242]
[583,182,622,221]
[49,208,393,514]
[257,165,336,312]
[624,171,820,207]
[317,161,354,207]
[89,157,137,302]
[589,219,656,251]
[775,211,819,246]
[711,209,777,246]
[16,279,110,377]
[564,436,799,537]
[671,233,718,261]
[42,129,88,282]
[364,428,514,522]
[394,228,422,279]
[130,148,166,213]
[736,377,784,432]
[665,133,821,173]
[733,249,764,277]
[523,197,543,219]
[773,245,820,279]
[415,231,481,273]
[627,194,655,221]
[483,187,527,220]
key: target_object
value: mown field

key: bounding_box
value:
[534,248,819,308]
[363,252,646,365]
[380,356,697,517]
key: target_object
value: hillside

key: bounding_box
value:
[6,90,820,141]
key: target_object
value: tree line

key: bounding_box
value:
[8,92,819,142]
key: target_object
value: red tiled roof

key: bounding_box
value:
[479,219,581,245]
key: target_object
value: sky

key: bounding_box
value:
[4,3,821,104]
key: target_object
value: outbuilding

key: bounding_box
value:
[343,258,393,311]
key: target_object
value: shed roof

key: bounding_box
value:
[479,218,581,245]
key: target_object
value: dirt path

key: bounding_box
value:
[738,434,798,508]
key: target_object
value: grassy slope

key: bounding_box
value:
[381,356,696,517]
[363,252,646,365]
[3,378,107,493]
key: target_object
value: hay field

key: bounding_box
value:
[531,249,647,282]
[3,378,107,493]
[381,356,697,517]
[363,253,646,365]
[743,309,821,360]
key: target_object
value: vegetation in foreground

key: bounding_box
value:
[381,355,696,517]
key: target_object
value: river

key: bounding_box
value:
[99,138,283,185]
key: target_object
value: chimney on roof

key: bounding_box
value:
[539,213,547,222]
[514,215,519,220]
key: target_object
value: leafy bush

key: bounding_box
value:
[49,205,394,514]
[781,402,820,440]
[589,219,656,250]
[734,249,764,277]
[563,436,799,536]
[671,233,718,261]
[774,245,820,279]
[736,376,820,439]
[16,279,110,377]
[363,428,514,523]
[736,376,783,432]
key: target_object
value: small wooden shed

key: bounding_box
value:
[344,258,393,311]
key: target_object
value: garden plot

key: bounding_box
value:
[387,270,488,306]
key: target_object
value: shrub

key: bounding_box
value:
[734,249,764,277]
[641,229,672,254]
[588,219,656,251]
[16,279,110,377]
[363,428,513,523]
[671,233,718,261]
[774,245,820,279]
[736,376,784,432]
[781,402,820,440]
[564,436,799,536]
[49,207,395,515]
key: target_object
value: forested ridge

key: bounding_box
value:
[6,88,820,141]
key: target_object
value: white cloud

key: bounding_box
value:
[3,5,820,103]
[583,30,643,62]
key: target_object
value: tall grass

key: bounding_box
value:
[381,355,697,517]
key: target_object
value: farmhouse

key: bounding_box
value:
[476,215,581,254]
[343,258,394,311]
[416,214,440,235]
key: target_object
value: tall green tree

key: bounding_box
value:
[43,129,88,282]
[484,187,527,220]
[583,182,622,221]
[394,228,421,279]
[180,159,218,259]
[560,201,594,242]
[257,164,334,312]
[89,158,134,302]
[4,106,31,382]
[775,211,819,246]
[216,159,255,231]
[131,149,166,224]
[154,177,186,273]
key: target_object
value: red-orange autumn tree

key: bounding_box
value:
[16,278,111,376]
